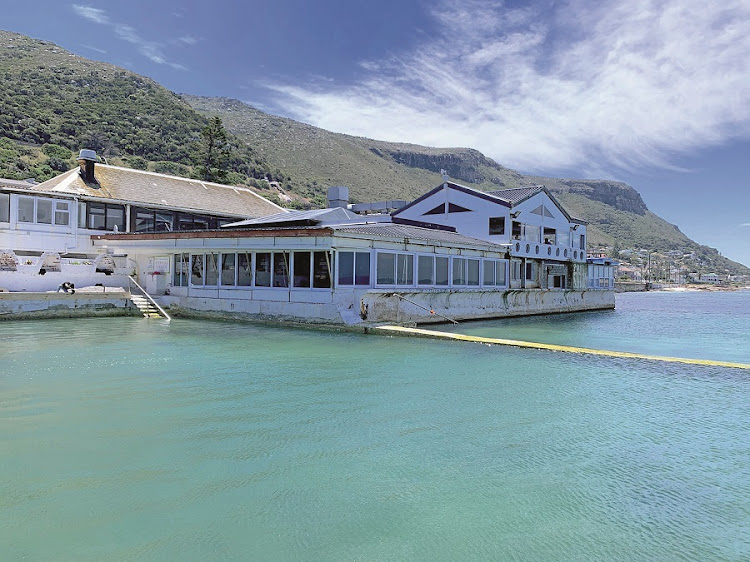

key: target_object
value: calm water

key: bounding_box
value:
[1,291,749,560]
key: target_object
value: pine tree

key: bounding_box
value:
[195,116,230,183]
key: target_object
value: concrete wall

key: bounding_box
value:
[361,289,615,324]
[0,270,131,292]
[0,291,139,320]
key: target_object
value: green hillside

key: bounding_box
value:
[184,96,748,276]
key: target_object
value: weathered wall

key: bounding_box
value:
[0,292,139,320]
[361,289,615,324]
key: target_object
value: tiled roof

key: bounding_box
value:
[0,178,39,190]
[487,186,542,205]
[333,223,509,250]
[225,207,361,227]
[28,165,285,218]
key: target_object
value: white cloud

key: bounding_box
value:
[70,4,187,70]
[742,223,750,227]
[266,0,750,177]
[72,5,109,24]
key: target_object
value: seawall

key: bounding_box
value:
[0,291,140,320]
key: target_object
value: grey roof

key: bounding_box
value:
[27,164,285,218]
[488,186,542,205]
[333,223,509,250]
[224,207,362,228]
[0,178,39,189]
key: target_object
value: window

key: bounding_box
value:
[86,202,125,231]
[543,227,556,245]
[467,259,480,286]
[272,252,289,288]
[377,253,396,285]
[525,261,538,282]
[376,252,413,286]
[453,258,467,285]
[0,193,8,222]
[312,251,331,289]
[418,255,434,285]
[448,202,472,213]
[511,260,522,281]
[205,253,219,285]
[238,253,252,286]
[579,234,586,250]
[131,207,175,233]
[221,253,236,286]
[337,252,371,287]
[78,202,86,228]
[423,203,445,216]
[483,260,507,287]
[489,217,505,235]
[54,201,70,226]
[17,197,35,223]
[191,254,204,285]
[512,221,522,239]
[436,257,449,286]
[36,199,52,224]
[525,225,540,243]
[173,253,189,287]
[255,253,271,286]
[293,251,311,288]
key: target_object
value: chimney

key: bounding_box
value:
[77,149,98,185]
[327,186,349,208]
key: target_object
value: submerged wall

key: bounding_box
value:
[0,291,139,320]
[162,288,615,326]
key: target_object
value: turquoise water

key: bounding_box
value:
[2,291,750,560]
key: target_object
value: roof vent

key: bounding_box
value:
[77,149,99,186]
[327,186,349,208]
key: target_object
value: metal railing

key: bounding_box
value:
[394,293,459,324]
[128,275,172,321]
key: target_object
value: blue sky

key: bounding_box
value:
[4,1,750,267]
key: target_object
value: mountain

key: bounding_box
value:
[184,96,748,276]
[0,30,746,275]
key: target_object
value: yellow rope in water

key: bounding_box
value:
[374,325,750,370]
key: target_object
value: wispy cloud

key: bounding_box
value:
[742,223,750,227]
[266,0,750,177]
[80,44,107,55]
[70,4,188,70]
[72,5,109,24]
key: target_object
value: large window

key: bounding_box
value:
[293,251,331,289]
[337,251,370,286]
[86,202,125,231]
[376,252,413,286]
[132,207,175,233]
[221,253,236,286]
[489,217,505,235]
[436,257,449,286]
[452,257,479,286]
[418,255,434,285]
[0,192,9,222]
[543,227,556,245]
[191,254,204,285]
[255,253,271,287]
[173,253,189,287]
[483,259,507,287]
[16,196,70,226]
[273,252,290,288]
[237,253,252,286]
[312,252,332,289]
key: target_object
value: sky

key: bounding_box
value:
[4,0,750,267]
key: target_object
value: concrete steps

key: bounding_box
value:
[130,295,165,319]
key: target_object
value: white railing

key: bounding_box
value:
[128,275,172,321]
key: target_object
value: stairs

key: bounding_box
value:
[130,294,165,319]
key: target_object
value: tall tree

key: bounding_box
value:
[195,116,230,183]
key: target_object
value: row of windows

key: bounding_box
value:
[17,196,71,226]
[174,251,332,289]
[132,207,236,233]
[173,251,509,290]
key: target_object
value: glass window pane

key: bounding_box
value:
[467,259,480,286]
[497,261,507,286]
[191,254,204,285]
[483,261,495,286]
[489,217,505,235]
[293,252,311,288]
[273,252,289,287]
[255,253,271,286]
[0,193,9,222]
[88,202,106,229]
[238,253,252,286]
[134,208,154,232]
[377,253,395,285]
[108,205,125,232]
[313,251,331,288]
[221,253,236,286]
[418,255,434,285]
[396,254,413,285]
[155,211,173,232]
[354,252,370,285]
[36,199,52,224]
[453,258,466,285]
[18,197,34,223]
[173,254,181,287]
[78,202,86,228]
[338,252,354,285]
[54,201,70,226]
[436,257,449,286]
[205,253,219,285]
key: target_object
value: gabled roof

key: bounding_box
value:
[393,180,511,216]
[224,207,362,228]
[490,185,587,224]
[28,164,285,218]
